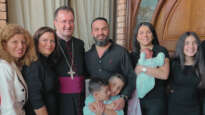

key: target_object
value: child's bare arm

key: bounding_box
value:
[104,108,117,115]
[105,103,115,110]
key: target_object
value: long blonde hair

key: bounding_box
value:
[0,24,38,66]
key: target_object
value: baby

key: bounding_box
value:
[83,74,125,115]
[141,48,153,59]
[136,48,165,98]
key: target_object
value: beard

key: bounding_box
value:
[94,36,110,46]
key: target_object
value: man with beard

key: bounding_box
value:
[85,17,136,112]
[53,6,85,115]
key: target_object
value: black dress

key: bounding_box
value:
[130,45,169,115]
[168,62,200,115]
[23,54,58,115]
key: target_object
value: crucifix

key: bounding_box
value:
[68,69,75,80]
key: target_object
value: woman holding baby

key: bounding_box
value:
[129,22,170,115]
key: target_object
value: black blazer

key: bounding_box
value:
[23,54,58,115]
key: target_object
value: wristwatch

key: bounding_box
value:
[120,95,128,101]
[142,67,147,72]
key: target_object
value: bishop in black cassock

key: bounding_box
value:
[55,36,86,115]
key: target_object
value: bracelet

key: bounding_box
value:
[142,67,147,72]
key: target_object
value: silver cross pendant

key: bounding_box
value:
[68,69,76,80]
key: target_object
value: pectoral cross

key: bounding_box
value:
[68,69,75,80]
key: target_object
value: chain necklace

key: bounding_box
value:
[58,39,75,79]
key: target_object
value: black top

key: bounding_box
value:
[130,45,169,99]
[168,62,200,115]
[85,40,136,97]
[55,37,85,77]
[23,54,58,115]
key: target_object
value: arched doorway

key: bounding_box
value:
[127,0,205,52]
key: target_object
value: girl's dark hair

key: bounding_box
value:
[109,73,126,84]
[33,26,60,65]
[174,32,201,68]
[174,32,205,87]
[132,22,159,55]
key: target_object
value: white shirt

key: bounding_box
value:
[0,59,28,115]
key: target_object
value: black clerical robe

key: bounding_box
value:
[55,37,85,115]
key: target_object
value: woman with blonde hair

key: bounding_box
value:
[0,24,37,115]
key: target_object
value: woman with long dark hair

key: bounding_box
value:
[130,22,170,115]
[168,32,205,115]
[23,26,59,115]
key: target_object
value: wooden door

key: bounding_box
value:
[127,0,205,52]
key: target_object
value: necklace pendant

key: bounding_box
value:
[68,69,75,80]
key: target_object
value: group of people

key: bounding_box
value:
[130,22,205,115]
[1,5,205,115]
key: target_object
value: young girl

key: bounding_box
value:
[168,32,205,115]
